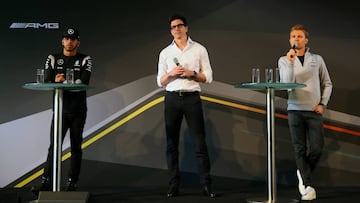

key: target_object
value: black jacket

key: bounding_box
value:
[44,52,92,113]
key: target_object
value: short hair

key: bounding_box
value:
[290,24,309,38]
[168,14,188,26]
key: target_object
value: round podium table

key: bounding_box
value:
[235,82,306,203]
[23,82,90,192]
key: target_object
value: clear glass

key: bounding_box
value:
[66,68,74,84]
[275,68,280,82]
[252,68,260,83]
[36,69,44,83]
[265,68,273,83]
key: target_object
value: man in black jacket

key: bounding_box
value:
[40,28,92,192]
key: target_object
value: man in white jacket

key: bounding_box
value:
[278,24,332,201]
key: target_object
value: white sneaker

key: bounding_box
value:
[301,186,316,201]
[296,169,306,195]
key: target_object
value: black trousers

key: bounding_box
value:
[288,110,324,187]
[43,111,87,183]
[164,91,211,186]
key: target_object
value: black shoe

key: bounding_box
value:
[203,185,216,198]
[40,176,51,191]
[30,186,40,196]
[31,176,51,196]
[167,185,179,198]
[67,178,77,191]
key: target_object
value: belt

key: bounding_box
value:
[168,90,199,97]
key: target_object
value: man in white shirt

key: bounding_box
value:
[157,14,215,198]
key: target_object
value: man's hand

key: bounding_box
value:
[179,69,195,78]
[313,104,324,115]
[287,49,296,63]
[55,73,65,83]
[169,66,186,78]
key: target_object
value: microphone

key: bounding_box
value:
[290,41,297,58]
[173,57,186,79]
[173,57,180,66]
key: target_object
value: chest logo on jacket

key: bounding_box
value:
[74,60,80,67]
[57,59,64,66]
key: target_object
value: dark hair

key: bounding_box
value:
[168,14,188,26]
[290,24,309,38]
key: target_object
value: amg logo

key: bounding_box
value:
[9,23,59,29]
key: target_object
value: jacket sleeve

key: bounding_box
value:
[44,54,55,83]
[318,55,332,106]
[278,56,295,83]
[80,56,92,85]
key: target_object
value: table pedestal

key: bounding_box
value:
[247,197,299,203]
[266,87,276,202]
[23,83,91,202]
[235,82,305,203]
[53,88,63,192]
[29,191,89,203]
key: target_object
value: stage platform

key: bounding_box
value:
[1,159,359,203]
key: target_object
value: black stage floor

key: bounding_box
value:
[1,159,359,203]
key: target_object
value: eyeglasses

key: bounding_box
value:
[170,23,185,30]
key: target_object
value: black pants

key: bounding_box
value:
[164,91,211,186]
[43,111,87,183]
[288,110,324,187]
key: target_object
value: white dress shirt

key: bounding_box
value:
[157,37,213,92]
